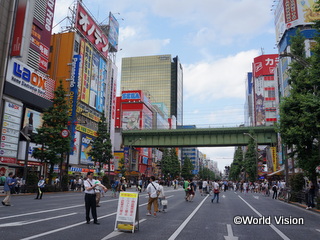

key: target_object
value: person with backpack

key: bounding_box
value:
[146,176,160,217]
[183,179,190,201]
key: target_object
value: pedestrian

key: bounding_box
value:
[188,178,196,202]
[0,173,6,187]
[146,176,160,217]
[2,172,14,206]
[10,175,17,194]
[35,175,45,199]
[183,179,190,201]
[94,176,106,207]
[158,181,167,212]
[138,178,143,193]
[15,177,22,194]
[84,172,103,224]
[211,179,220,203]
[198,179,203,196]
[272,184,278,199]
[202,179,208,195]
[306,182,316,210]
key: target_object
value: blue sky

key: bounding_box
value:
[53,0,278,170]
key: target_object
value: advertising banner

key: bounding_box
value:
[81,43,92,104]
[0,101,23,163]
[271,146,278,172]
[22,108,43,135]
[89,52,99,108]
[97,57,107,112]
[255,77,265,126]
[80,133,94,165]
[6,59,55,100]
[122,111,140,130]
[75,2,108,57]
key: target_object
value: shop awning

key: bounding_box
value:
[0,162,24,168]
[267,168,285,176]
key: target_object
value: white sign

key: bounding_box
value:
[114,192,139,233]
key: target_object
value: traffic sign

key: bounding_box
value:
[60,129,70,138]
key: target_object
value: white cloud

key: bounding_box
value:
[183,49,259,101]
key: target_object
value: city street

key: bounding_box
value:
[0,187,319,240]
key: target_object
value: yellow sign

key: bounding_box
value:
[271,147,277,172]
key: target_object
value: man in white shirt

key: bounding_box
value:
[146,176,160,217]
[84,172,106,224]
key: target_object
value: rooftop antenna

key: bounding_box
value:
[261,47,265,55]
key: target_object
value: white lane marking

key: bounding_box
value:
[101,219,147,240]
[224,224,238,240]
[168,195,209,240]
[316,229,320,233]
[19,195,174,240]
[0,198,117,221]
[253,196,259,200]
[0,213,76,227]
[238,195,290,240]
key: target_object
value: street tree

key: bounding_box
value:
[160,148,180,179]
[181,156,194,180]
[229,146,244,181]
[278,28,320,185]
[32,81,71,184]
[243,136,257,182]
[199,166,215,180]
[88,111,113,175]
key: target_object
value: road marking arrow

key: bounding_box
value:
[222,195,226,198]
[253,196,259,200]
[224,224,238,240]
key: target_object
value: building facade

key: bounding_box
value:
[121,55,183,126]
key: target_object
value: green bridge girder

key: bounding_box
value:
[122,126,277,147]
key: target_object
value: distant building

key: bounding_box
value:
[121,55,183,126]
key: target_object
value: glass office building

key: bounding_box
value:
[121,55,183,126]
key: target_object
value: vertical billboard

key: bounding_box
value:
[29,0,56,72]
[68,55,81,153]
[0,101,23,163]
[75,2,108,57]
[11,0,28,56]
[81,43,92,104]
[254,77,265,126]
[89,52,99,108]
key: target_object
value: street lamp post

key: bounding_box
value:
[244,133,259,181]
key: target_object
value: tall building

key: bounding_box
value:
[121,55,183,125]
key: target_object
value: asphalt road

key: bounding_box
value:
[0,187,319,240]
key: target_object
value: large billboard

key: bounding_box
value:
[22,108,43,135]
[275,0,320,42]
[75,2,109,57]
[253,54,279,78]
[122,111,140,130]
[6,59,55,101]
[108,12,119,51]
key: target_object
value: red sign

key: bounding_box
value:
[75,3,109,57]
[11,0,28,56]
[253,54,279,78]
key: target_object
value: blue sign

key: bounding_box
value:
[122,92,140,100]
[69,55,81,154]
